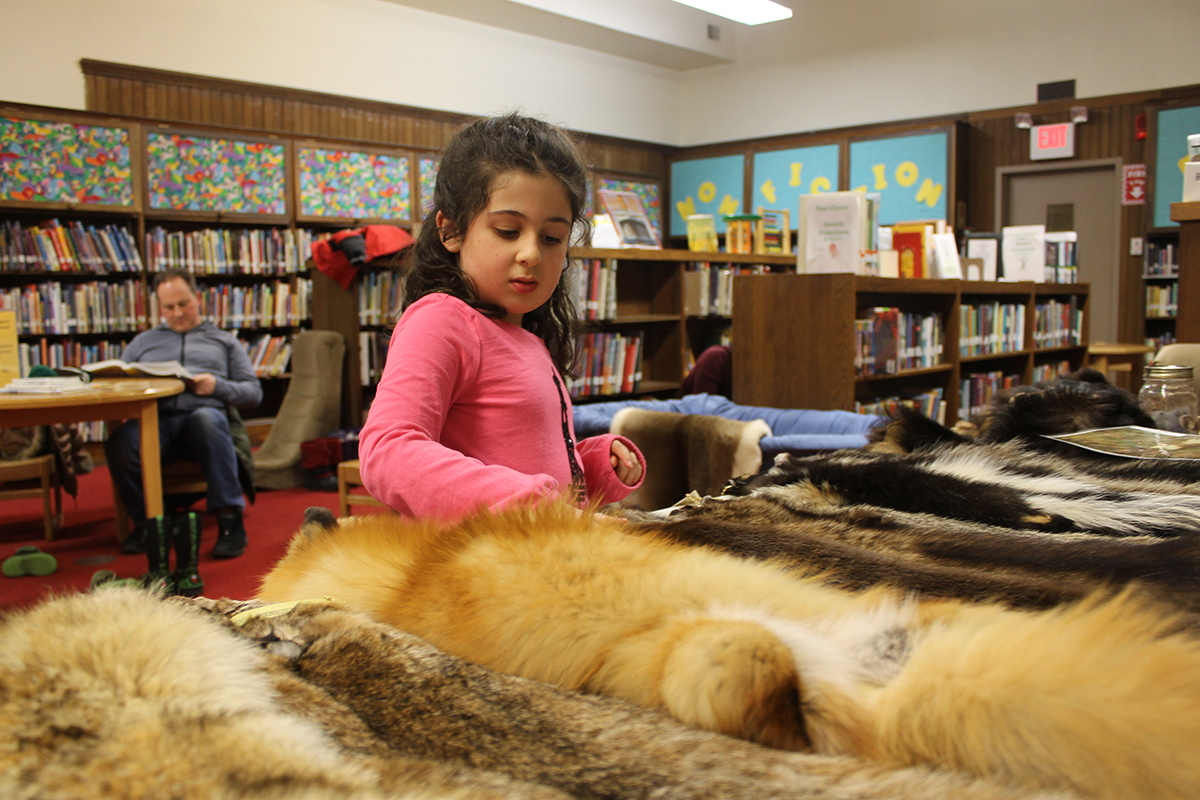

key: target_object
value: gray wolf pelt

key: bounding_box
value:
[259,504,1200,800]
[2,589,1059,800]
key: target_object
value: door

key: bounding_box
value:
[998,161,1122,344]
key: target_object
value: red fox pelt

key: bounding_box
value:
[258,503,1200,800]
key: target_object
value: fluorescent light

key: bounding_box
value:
[671,0,792,25]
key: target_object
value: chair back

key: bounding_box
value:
[252,330,346,489]
[1152,344,1200,397]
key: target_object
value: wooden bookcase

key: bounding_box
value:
[1172,202,1200,342]
[731,273,1090,424]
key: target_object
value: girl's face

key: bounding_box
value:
[438,170,572,326]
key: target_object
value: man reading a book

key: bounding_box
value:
[105,267,262,560]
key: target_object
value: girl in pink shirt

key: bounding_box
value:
[359,114,644,521]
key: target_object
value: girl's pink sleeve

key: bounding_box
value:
[577,434,644,506]
[358,303,561,520]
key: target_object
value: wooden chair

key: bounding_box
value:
[0,454,62,540]
[113,460,208,541]
[337,459,388,518]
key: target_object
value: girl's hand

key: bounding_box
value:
[610,439,643,486]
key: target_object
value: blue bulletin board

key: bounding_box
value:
[848,131,949,225]
[1154,105,1200,228]
[752,144,839,228]
[669,154,745,236]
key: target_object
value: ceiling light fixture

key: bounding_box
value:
[670,0,792,26]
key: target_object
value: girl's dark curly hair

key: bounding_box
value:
[399,112,591,377]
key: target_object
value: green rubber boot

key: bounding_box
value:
[171,511,204,597]
[140,516,176,595]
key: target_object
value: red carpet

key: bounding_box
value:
[0,465,385,611]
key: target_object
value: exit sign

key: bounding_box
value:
[1030,122,1075,160]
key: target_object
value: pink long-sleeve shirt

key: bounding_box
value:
[358,293,643,521]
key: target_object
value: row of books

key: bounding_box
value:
[0,280,147,334]
[1033,299,1084,348]
[155,278,312,329]
[1144,241,1179,277]
[855,388,945,424]
[359,330,389,386]
[569,331,643,398]
[359,269,404,326]
[959,371,1022,421]
[1146,283,1178,318]
[1031,359,1074,383]
[1145,332,1177,353]
[240,333,294,377]
[145,226,316,275]
[573,258,618,321]
[1,219,144,273]
[682,263,773,317]
[854,307,944,377]
[14,337,130,374]
[959,302,1025,357]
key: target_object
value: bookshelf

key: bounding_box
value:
[569,247,795,402]
[1144,229,1179,350]
[1171,202,1200,343]
[731,273,1089,424]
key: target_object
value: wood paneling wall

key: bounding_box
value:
[81,59,1200,344]
[81,59,671,179]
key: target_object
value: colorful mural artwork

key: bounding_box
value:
[0,117,133,206]
[299,147,411,219]
[418,156,439,220]
[597,178,661,239]
[146,132,286,214]
[669,155,745,236]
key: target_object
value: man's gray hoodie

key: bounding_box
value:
[122,321,262,415]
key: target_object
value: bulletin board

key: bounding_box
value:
[848,130,949,225]
[752,144,840,227]
[1153,104,1200,228]
[669,154,745,236]
[418,155,439,220]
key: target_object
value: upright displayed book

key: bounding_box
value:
[685,215,718,252]
[796,191,879,275]
[0,310,17,388]
[598,189,661,249]
[962,232,1001,281]
[1001,225,1046,282]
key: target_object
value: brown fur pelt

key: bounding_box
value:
[0,587,1064,800]
[257,504,1200,800]
[871,368,1154,456]
[637,437,1200,615]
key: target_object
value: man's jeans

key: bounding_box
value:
[105,406,243,524]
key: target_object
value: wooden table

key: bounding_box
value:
[1087,343,1156,394]
[0,378,184,531]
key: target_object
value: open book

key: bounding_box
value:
[81,359,195,382]
[1044,425,1200,460]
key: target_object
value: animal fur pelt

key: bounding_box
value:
[609,408,771,511]
[872,368,1154,455]
[638,438,1200,615]
[258,504,1200,800]
[0,588,1067,800]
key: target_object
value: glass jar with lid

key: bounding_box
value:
[1138,364,1200,433]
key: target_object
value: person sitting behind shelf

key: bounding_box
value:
[682,345,733,400]
[357,112,645,523]
[104,266,262,560]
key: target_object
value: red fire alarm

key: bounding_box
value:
[1135,114,1147,141]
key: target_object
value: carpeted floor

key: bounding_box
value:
[0,464,386,611]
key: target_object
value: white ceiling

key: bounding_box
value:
[379,0,796,69]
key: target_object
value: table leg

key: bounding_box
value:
[138,399,165,520]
